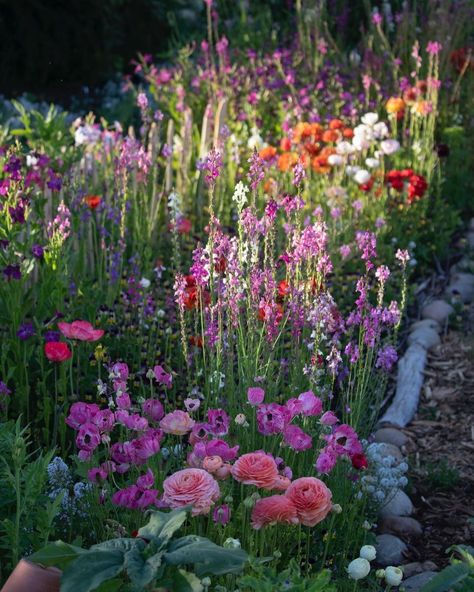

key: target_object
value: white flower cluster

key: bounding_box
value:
[232,181,249,212]
[329,112,401,187]
[74,123,101,147]
[360,442,408,503]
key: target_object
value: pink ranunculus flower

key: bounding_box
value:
[251,495,299,529]
[162,468,220,516]
[285,477,332,527]
[231,452,279,489]
[214,463,232,480]
[247,387,265,405]
[271,475,292,491]
[58,320,104,342]
[160,410,195,435]
[202,455,224,473]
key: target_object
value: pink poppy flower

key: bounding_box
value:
[247,387,265,406]
[58,320,104,342]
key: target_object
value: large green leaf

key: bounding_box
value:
[123,546,159,588]
[419,563,471,592]
[91,539,144,553]
[171,569,204,592]
[138,508,188,547]
[164,535,248,577]
[60,550,125,592]
[29,540,86,569]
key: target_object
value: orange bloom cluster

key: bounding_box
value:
[259,119,354,176]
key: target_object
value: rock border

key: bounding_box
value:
[373,218,474,591]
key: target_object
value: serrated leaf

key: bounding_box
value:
[164,535,248,576]
[29,540,86,569]
[60,550,124,592]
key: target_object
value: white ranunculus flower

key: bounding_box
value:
[365,157,380,168]
[359,545,377,561]
[380,139,400,155]
[353,136,371,151]
[328,154,344,166]
[347,558,371,580]
[346,165,361,177]
[373,121,389,139]
[354,169,371,185]
[247,127,263,150]
[361,112,379,126]
[139,277,151,289]
[336,141,355,155]
[385,566,403,586]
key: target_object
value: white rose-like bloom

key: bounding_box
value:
[354,169,371,185]
[336,141,355,155]
[354,124,373,139]
[373,121,389,139]
[385,566,403,586]
[361,112,379,126]
[365,157,380,169]
[380,139,400,155]
[359,545,377,561]
[353,134,372,151]
[346,165,361,177]
[347,558,371,580]
[328,154,344,166]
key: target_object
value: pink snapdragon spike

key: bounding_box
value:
[58,320,104,342]
[247,386,265,405]
[153,364,172,388]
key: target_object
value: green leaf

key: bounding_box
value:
[138,508,188,546]
[60,550,125,592]
[123,546,157,588]
[419,563,470,592]
[164,535,248,577]
[91,539,144,553]
[171,569,204,592]
[93,580,123,592]
[29,541,86,569]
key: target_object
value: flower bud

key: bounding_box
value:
[359,545,376,561]
[385,566,403,586]
[347,557,371,580]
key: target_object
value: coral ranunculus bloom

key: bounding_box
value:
[84,195,101,209]
[58,320,105,342]
[259,146,277,161]
[44,341,72,362]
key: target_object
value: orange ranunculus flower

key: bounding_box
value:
[259,146,277,161]
[293,122,313,143]
[278,152,299,172]
[329,118,344,130]
[342,127,354,138]
[386,97,406,115]
[84,195,101,209]
[322,129,339,143]
[312,156,330,174]
[280,137,292,151]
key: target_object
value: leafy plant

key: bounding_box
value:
[30,507,248,592]
[419,545,474,592]
[237,557,336,592]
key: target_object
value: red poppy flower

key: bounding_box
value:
[45,341,72,362]
[278,280,290,298]
[84,195,101,210]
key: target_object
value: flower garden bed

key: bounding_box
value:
[0,2,473,591]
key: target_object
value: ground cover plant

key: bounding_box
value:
[0,1,473,590]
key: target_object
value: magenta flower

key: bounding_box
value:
[142,399,164,422]
[66,402,100,430]
[257,403,292,435]
[92,409,115,433]
[320,411,338,426]
[283,425,313,451]
[153,365,172,388]
[76,423,101,452]
[58,320,104,342]
[315,449,337,474]
[298,391,323,416]
[426,41,442,56]
[207,409,230,436]
[213,504,231,525]
[247,387,265,406]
